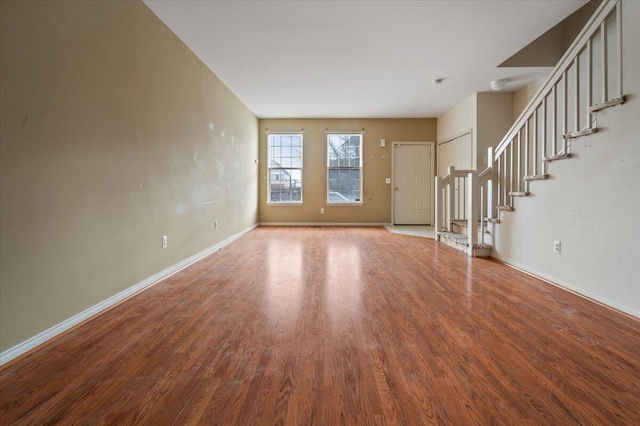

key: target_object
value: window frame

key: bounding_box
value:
[267,132,304,206]
[326,133,364,206]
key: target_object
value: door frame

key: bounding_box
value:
[391,141,435,226]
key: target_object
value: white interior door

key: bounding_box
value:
[394,143,432,225]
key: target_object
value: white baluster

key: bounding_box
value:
[467,172,478,255]
[447,166,455,232]
[601,20,608,102]
[616,2,622,98]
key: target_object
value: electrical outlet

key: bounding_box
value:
[162,235,168,249]
[214,220,219,229]
[320,208,324,214]
[553,240,561,254]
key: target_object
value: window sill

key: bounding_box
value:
[267,202,304,207]
[326,202,364,207]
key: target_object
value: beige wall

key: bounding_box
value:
[563,0,602,50]
[0,1,258,352]
[258,119,436,223]
[437,94,477,173]
[513,77,547,122]
[477,93,514,167]
[500,0,601,68]
[437,93,477,145]
[437,92,513,172]
[437,133,473,177]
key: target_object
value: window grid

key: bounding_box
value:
[327,134,363,204]
[268,133,303,204]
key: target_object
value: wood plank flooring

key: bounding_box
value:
[1,226,639,424]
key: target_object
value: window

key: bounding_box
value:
[327,133,362,204]
[268,133,303,204]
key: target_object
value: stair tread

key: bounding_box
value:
[524,174,548,181]
[590,95,625,112]
[544,152,571,162]
[563,127,597,139]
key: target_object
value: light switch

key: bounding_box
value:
[385,178,391,184]
[380,139,386,147]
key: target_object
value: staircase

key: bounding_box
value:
[435,0,626,257]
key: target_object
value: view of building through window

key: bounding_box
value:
[268,133,303,203]
[327,134,362,203]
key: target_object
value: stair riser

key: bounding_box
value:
[439,237,470,255]
[451,223,488,235]
[471,247,492,258]
[438,233,492,258]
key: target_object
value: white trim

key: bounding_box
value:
[266,202,304,207]
[0,224,258,366]
[326,202,363,207]
[391,141,435,226]
[259,222,390,227]
[267,132,303,205]
[325,130,364,135]
[492,254,640,320]
[265,130,304,134]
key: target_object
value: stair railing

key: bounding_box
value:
[493,0,624,211]
[435,0,624,256]
[435,148,495,254]
[459,147,496,251]
[435,167,474,236]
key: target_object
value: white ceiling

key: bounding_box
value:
[143,0,587,119]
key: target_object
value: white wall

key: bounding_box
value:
[492,0,640,317]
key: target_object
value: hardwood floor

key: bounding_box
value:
[1,226,639,425]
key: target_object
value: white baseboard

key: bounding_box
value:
[0,224,258,366]
[259,222,392,227]
[492,254,640,320]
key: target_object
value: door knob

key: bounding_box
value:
[395,187,399,191]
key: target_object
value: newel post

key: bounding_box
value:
[487,146,497,220]
[434,176,442,240]
[467,172,478,256]
[447,166,455,232]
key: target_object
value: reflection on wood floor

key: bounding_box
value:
[1,226,639,424]
[385,225,435,238]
